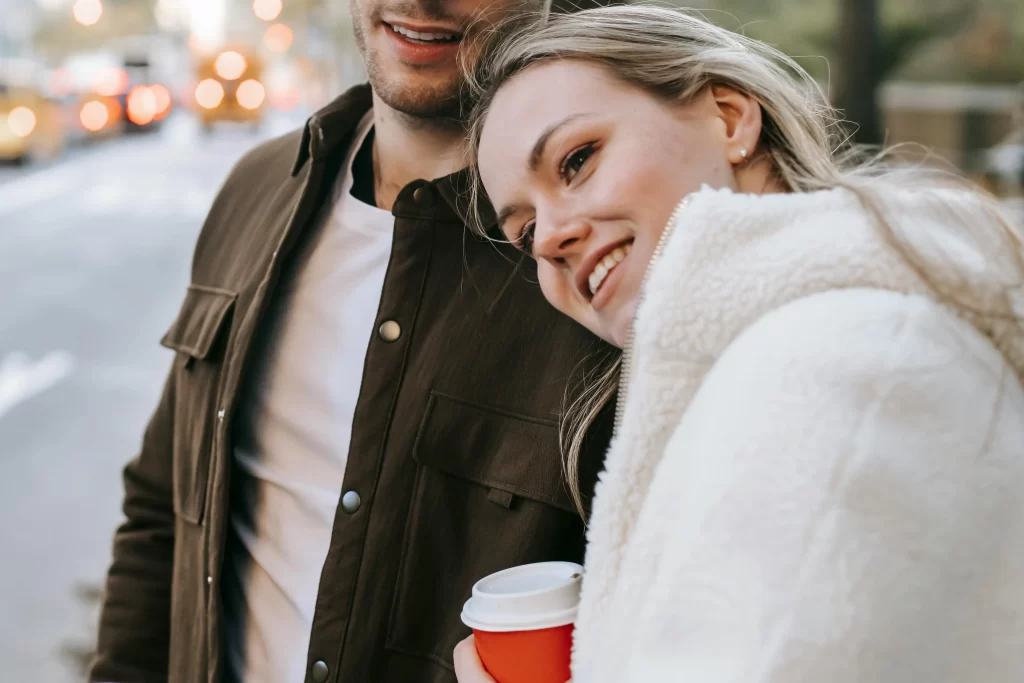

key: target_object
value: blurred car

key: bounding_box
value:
[194,47,266,132]
[120,53,174,133]
[57,53,128,142]
[0,59,67,165]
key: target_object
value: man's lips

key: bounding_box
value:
[381,21,464,65]
[382,19,464,41]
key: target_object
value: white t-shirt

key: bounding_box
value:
[223,113,393,683]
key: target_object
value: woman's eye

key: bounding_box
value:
[559,143,595,183]
[517,222,536,255]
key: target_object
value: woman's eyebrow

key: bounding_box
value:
[528,113,593,172]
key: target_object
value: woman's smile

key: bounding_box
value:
[578,238,633,305]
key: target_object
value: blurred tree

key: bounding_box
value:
[894,8,1024,83]
[834,0,882,143]
[833,0,977,143]
[675,0,1022,145]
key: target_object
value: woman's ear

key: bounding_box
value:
[710,84,763,165]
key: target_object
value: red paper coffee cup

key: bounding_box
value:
[461,562,583,683]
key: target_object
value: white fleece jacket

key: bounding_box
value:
[571,186,1024,683]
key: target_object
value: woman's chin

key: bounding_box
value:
[609,324,629,350]
[570,300,634,349]
[601,308,634,350]
[609,298,640,349]
[577,313,624,349]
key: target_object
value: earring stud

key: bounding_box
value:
[739,147,748,160]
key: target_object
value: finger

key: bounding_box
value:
[453,635,496,682]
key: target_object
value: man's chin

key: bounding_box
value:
[367,62,467,119]
[377,85,466,120]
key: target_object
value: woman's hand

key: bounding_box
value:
[454,635,573,683]
[454,635,497,683]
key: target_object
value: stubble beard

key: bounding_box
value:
[352,14,472,124]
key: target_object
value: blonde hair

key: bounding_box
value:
[462,5,1024,519]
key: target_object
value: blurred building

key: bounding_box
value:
[1,0,42,59]
[881,81,1023,171]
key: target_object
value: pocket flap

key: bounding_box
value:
[413,392,575,513]
[160,284,238,360]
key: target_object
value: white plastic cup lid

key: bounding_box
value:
[461,561,584,632]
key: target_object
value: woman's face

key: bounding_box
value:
[478,60,762,347]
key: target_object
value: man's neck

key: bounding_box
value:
[370,91,469,211]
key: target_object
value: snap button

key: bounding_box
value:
[206,575,213,586]
[378,320,401,343]
[412,185,434,207]
[341,490,361,514]
[311,660,329,683]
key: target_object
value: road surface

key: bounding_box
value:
[0,111,307,682]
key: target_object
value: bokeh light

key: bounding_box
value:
[236,80,266,110]
[72,0,104,26]
[264,23,294,53]
[8,107,37,138]
[150,85,172,119]
[253,0,283,22]
[270,85,301,112]
[195,79,225,109]
[127,87,158,126]
[214,51,247,81]
[95,68,129,97]
[80,100,110,132]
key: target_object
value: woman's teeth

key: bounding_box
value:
[388,24,460,42]
[588,243,632,296]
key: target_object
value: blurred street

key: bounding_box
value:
[0,109,307,682]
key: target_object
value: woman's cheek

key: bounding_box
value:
[538,266,578,319]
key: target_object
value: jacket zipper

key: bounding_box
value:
[613,195,691,434]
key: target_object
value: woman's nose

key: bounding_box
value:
[533,217,591,263]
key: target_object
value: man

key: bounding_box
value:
[88,0,613,682]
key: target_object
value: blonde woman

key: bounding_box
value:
[452,6,1024,683]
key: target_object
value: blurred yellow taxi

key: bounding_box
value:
[0,60,67,164]
[194,47,266,131]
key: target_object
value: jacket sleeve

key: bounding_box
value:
[88,362,177,683]
[618,290,1024,682]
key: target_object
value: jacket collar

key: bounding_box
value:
[291,83,374,177]
[290,83,498,232]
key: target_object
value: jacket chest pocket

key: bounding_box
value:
[160,284,238,525]
[386,392,586,672]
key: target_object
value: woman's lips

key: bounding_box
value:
[587,242,632,296]
[587,241,633,312]
[575,238,633,301]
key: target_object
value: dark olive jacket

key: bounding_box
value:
[89,84,612,683]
